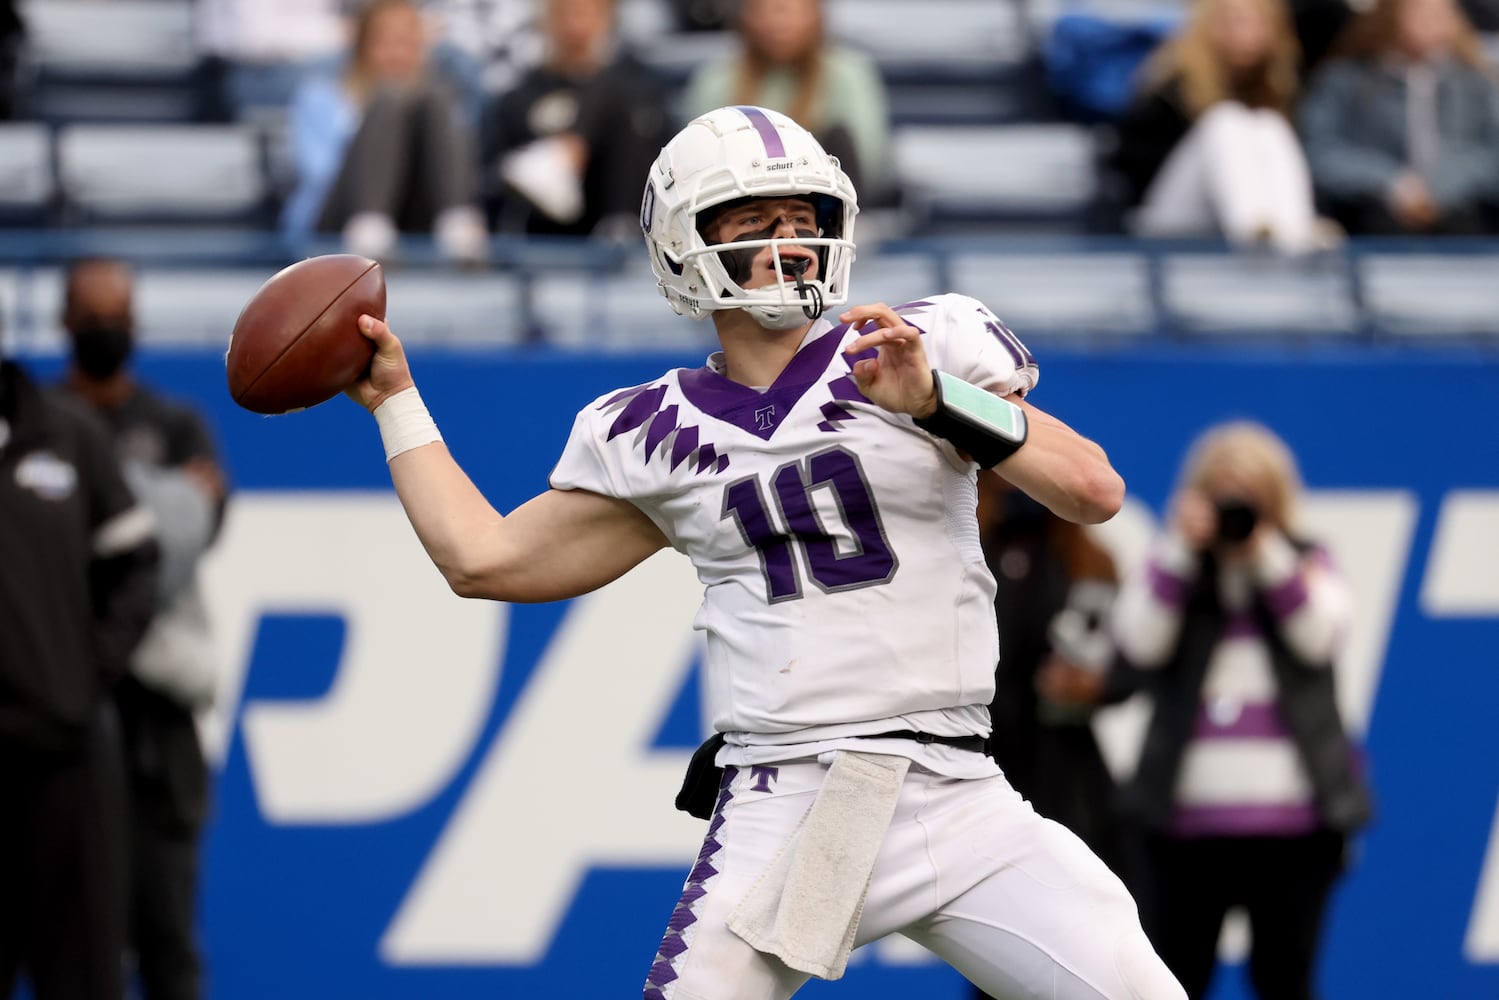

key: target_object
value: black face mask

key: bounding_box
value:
[1215,497,1261,544]
[72,321,134,379]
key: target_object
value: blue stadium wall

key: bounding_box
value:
[60,343,1499,999]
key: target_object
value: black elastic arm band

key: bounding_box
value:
[913,370,1028,468]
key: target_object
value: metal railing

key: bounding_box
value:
[2,229,1498,352]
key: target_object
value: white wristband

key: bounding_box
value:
[373,386,443,462]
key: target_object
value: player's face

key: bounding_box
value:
[705,197,821,290]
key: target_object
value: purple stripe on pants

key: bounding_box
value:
[643,766,738,998]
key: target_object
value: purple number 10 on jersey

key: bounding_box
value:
[721,445,899,603]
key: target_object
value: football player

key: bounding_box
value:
[347,106,1185,1000]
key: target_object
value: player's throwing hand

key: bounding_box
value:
[346,314,416,412]
[841,303,938,418]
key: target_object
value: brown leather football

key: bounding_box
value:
[226,254,384,414]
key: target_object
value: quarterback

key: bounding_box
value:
[347,106,1185,1000]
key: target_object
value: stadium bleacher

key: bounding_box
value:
[18,0,199,124]
[1,0,1496,355]
[0,121,53,225]
[55,123,271,226]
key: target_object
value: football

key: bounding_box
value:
[226,254,385,414]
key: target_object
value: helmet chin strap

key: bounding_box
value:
[784,257,824,321]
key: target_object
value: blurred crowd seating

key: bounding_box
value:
[2,0,1498,354]
[1,0,1117,235]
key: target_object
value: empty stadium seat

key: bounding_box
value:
[382,272,529,347]
[0,266,66,355]
[844,253,943,312]
[826,0,1030,68]
[891,125,1101,233]
[1358,253,1499,337]
[533,263,712,351]
[19,0,200,123]
[56,124,270,225]
[21,0,196,72]
[0,269,23,345]
[0,124,55,225]
[135,269,279,347]
[949,252,1154,335]
[1159,252,1359,335]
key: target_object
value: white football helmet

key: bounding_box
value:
[640,106,859,330]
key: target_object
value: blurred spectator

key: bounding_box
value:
[1111,421,1372,1000]
[195,0,347,122]
[481,0,671,237]
[681,0,892,199]
[1300,0,1499,235]
[977,480,1131,882]
[421,0,543,129]
[58,259,227,1000]
[1105,0,1339,253]
[1286,0,1358,74]
[1,325,159,999]
[667,0,734,31]
[1460,0,1499,29]
[282,0,488,263]
[0,0,21,120]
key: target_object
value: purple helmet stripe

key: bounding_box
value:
[735,106,787,159]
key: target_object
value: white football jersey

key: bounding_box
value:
[550,294,1039,775]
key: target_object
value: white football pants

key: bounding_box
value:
[644,757,1187,1000]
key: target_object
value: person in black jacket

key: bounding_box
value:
[480,0,671,237]
[979,479,1130,880]
[1110,421,1371,1000]
[0,336,159,999]
[972,481,1137,1000]
[57,258,227,1000]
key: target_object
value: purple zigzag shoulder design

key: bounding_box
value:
[600,377,731,476]
[817,373,865,433]
[606,384,670,441]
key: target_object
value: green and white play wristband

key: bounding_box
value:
[913,370,1028,467]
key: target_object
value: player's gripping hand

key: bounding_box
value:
[345,314,416,413]
[841,303,938,418]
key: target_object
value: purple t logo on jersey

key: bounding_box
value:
[755,405,777,431]
[749,766,779,793]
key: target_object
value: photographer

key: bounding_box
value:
[1109,421,1371,1000]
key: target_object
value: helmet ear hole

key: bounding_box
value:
[657,247,684,276]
